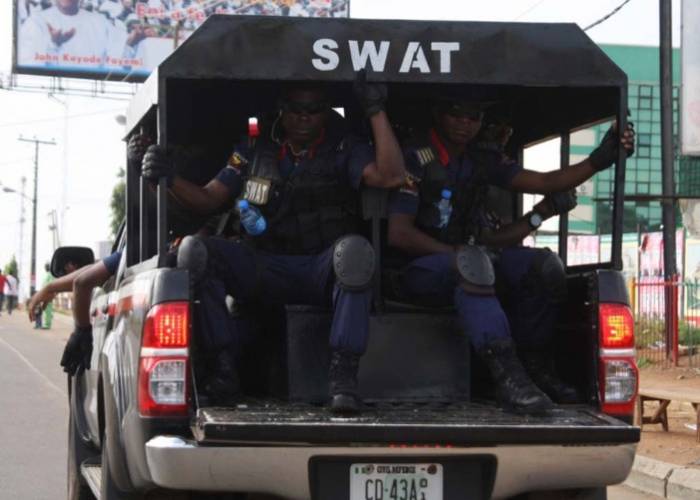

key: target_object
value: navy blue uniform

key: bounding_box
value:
[196,134,375,357]
[389,131,525,349]
[102,250,122,276]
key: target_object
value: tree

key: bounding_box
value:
[110,168,125,239]
[4,255,18,277]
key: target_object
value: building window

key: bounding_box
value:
[638,146,651,158]
[639,133,652,146]
[639,97,653,109]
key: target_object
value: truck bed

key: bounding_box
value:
[193,400,639,446]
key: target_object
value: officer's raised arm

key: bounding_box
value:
[353,70,406,188]
[508,122,635,194]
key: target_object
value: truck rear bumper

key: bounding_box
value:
[145,436,636,499]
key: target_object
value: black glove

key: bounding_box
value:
[545,189,577,215]
[60,325,93,376]
[127,133,152,167]
[353,69,387,118]
[588,123,635,171]
[141,145,174,186]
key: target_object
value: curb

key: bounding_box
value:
[625,455,700,499]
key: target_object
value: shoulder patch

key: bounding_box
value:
[227,151,249,173]
[414,147,436,167]
[399,171,421,195]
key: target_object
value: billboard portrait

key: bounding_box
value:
[13,0,350,81]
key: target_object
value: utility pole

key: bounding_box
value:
[18,136,56,296]
[659,0,677,360]
[48,209,60,251]
[18,176,26,296]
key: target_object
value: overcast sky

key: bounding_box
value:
[0,0,684,297]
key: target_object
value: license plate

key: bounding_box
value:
[350,463,443,500]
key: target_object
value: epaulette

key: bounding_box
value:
[414,147,436,167]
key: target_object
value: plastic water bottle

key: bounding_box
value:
[237,200,267,236]
[436,189,453,228]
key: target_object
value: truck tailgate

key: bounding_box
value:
[192,401,639,446]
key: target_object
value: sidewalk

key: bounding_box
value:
[625,365,700,499]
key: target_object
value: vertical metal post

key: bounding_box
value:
[18,137,56,296]
[18,176,26,290]
[31,140,38,296]
[660,0,677,279]
[157,82,168,267]
[660,0,677,360]
[139,177,150,261]
[558,132,570,264]
[612,87,628,271]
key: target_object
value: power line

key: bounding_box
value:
[513,0,550,21]
[584,0,635,31]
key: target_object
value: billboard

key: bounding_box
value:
[682,0,700,155]
[13,0,350,82]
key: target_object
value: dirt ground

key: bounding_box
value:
[636,361,700,467]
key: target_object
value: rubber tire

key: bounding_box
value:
[100,438,151,500]
[67,392,97,500]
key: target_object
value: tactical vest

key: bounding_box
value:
[412,140,491,245]
[239,136,359,255]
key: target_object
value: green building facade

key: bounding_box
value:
[568,44,691,235]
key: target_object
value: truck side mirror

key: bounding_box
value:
[50,246,95,278]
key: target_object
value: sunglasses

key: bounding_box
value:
[282,100,329,115]
[444,108,484,121]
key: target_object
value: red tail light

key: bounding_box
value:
[142,303,190,348]
[598,303,638,417]
[138,301,190,417]
[599,303,634,348]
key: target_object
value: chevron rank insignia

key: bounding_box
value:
[415,147,436,167]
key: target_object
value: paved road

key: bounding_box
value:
[0,310,661,500]
[0,311,72,500]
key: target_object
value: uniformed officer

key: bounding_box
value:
[387,97,634,413]
[474,116,580,404]
[141,76,405,413]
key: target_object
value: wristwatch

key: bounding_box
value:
[527,211,543,231]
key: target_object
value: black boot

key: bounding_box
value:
[478,338,553,414]
[203,350,240,406]
[521,351,580,404]
[329,350,361,414]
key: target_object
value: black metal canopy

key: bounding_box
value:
[127,14,627,154]
[124,15,630,268]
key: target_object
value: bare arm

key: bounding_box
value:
[361,110,406,189]
[508,159,596,195]
[72,261,113,328]
[478,200,554,249]
[167,177,232,215]
[509,124,635,194]
[388,212,454,257]
[27,267,85,322]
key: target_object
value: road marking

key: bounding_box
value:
[0,335,67,398]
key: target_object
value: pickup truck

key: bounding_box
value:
[59,15,639,500]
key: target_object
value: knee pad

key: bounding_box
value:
[526,249,567,302]
[177,235,209,284]
[333,235,375,291]
[456,245,495,287]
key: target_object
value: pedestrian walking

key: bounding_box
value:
[4,273,19,315]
